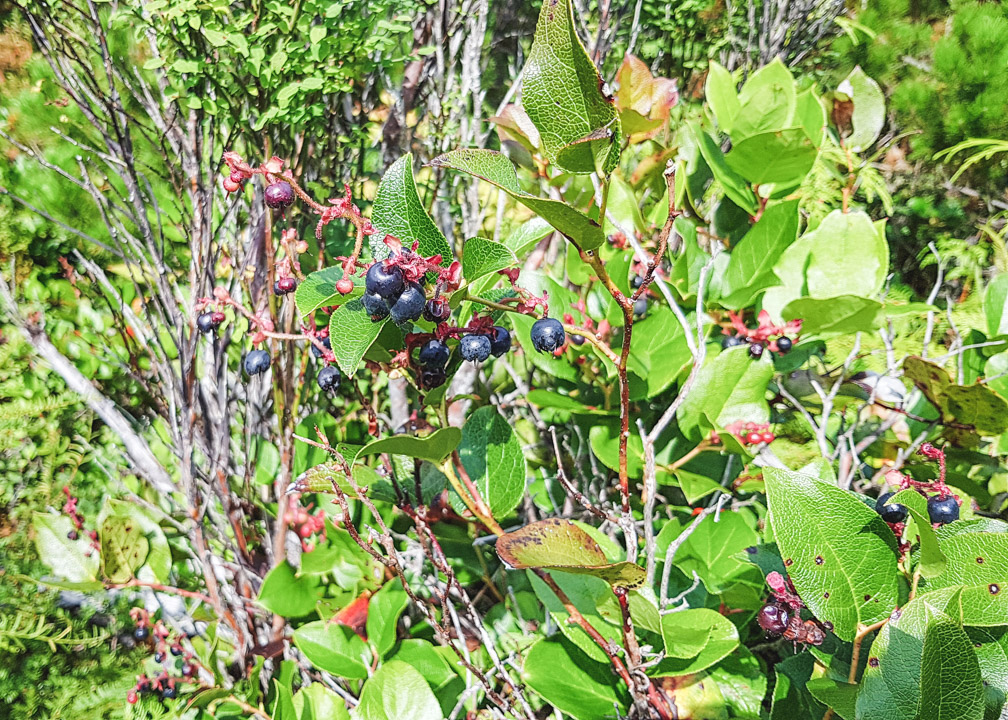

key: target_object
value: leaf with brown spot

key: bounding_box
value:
[496,518,646,589]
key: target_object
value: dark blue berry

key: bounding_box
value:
[162,686,178,700]
[389,282,425,324]
[361,291,390,320]
[570,333,586,346]
[927,495,959,525]
[243,349,271,376]
[196,312,218,333]
[633,298,648,318]
[274,277,297,295]
[170,645,183,657]
[421,368,446,389]
[154,652,165,663]
[749,342,765,359]
[318,366,341,392]
[722,335,744,348]
[418,339,450,369]
[530,317,565,354]
[488,326,511,357]
[776,336,792,353]
[181,663,194,677]
[460,335,492,363]
[134,627,149,641]
[310,336,331,359]
[423,297,451,323]
[365,262,405,299]
[631,275,644,289]
[264,181,294,209]
[876,492,908,523]
[757,604,789,635]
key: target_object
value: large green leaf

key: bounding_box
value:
[732,59,797,140]
[807,679,858,720]
[295,265,363,316]
[523,637,630,720]
[677,347,774,442]
[328,299,387,376]
[903,356,1008,437]
[258,562,323,618]
[366,581,408,659]
[353,661,441,720]
[836,66,885,152]
[498,518,646,588]
[926,532,1008,590]
[856,592,985,720]
[97,498,171,583]
[764,209,888,319]
[454,406,526,519]
[764,466,899,641]
[294,685,350,720]
[357,428,461,465]
[671,511,760,593]
[460,236,518,282]
[719,199,799,308]
[693,125,758,215]
[528,570,622,662]
[725,128,818,187]
[782,296,883,336]
[626,306,692,399]
[983,273,1008,337]
[650,609,740,677]
[32,512,99,583]
[430,149,605,250]
[706,61,741,133]
[369,154,452,264]
[294,621,371,680]
[521,0,621,173]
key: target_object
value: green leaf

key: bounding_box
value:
[521,0,621,173]
[366,581,408,658]
[370,154,452,265]
[671,511,759,593]
[677,347,774,442]
[764,209,888,319]
[706,61,741,133]
[294,621,370,680]
[903,356,1008,436]
[524,637,630,720]
[693,125,758,215]
[807,679,858,720]
[719,199,799,308]
[353,661,441,720]
[837,67,885,152]
[296,266,362,316]
[258,562,322,618]
[460,236,518,282]
[528,570,621,662]
[31,513,99,583]
[782,296,883,336]
[97,499,171,583]
[733,59,797,140]
[497,518,647,588]
[98,514,149,583]
[328,299,387,376]
[389,639,459,692]
[455,406,526,519]
[294,685,350,720]
[709,648,769,719]
[626,306,692,399]
[764,466,899,641]
[358,428,461,465]
[430,149,605,250]
[725,128,818,187]
[926,532,1008,590]
[919,615,986,720]
[651,609,740,677]
[271,679,296,720]
[984,274,1008,337]
[888,489,947,578]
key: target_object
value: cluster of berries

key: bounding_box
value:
[290,502,326,553]
[875,443,960,526]
[717,421,775,447]
[362,259,433,325]
[127,611,199,704]
[756,571,827,646]
[722,310,801,359]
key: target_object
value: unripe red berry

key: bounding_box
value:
[336,278,354,295]
[761,431,775,444]
[745,431,762,445]
[127,690,138,704]
[222,177,240,193]
[228,171,244,184]
[299,524,313,539]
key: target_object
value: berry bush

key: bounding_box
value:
[6,0,1008,719]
